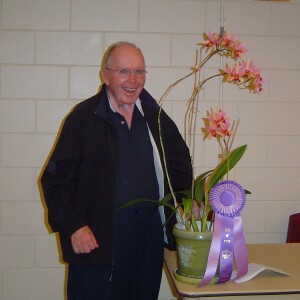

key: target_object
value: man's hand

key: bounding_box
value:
[71,225,99,254]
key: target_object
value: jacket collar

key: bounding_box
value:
[94,84,111,121]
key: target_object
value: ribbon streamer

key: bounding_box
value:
[199,180,248,287]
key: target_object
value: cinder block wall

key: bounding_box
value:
[0,0,300,299]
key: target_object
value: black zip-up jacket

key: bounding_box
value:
[40,84,192,265]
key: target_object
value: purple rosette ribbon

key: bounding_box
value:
[199,180,248,286]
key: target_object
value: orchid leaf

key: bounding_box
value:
[191,214,199,232]
[194,179,205,203]
[118,197,174,212]
[208,144,247,189]
[195,170,213,183]
[160,189,190,205]
[119,189,191,216]
[117,198,160,210]
[194,170,213,203]
[182,198,192,213]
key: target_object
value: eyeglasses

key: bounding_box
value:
[105,68,147,78]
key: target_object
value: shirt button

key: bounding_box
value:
[121,121,125,125]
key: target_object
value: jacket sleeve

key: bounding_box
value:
[40,109,87,235]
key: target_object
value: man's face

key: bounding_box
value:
[101,45,146,108]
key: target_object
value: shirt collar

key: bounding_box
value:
[106,88,144,116]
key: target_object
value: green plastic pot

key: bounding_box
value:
[173,223,214,281]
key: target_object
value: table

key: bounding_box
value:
[164,243,300,299]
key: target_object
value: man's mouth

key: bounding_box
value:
[124,87,136,93]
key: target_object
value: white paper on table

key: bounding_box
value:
[231,263,291,283]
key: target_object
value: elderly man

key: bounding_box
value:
[41,41,192,300]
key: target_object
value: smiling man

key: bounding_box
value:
[102,43,146,128]
[40,42,192,300]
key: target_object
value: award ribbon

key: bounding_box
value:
[199,180,248,286]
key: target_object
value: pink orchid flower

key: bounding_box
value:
[200,32,217,48]
[223,63,245,83]
[203,109,232,139]
[231,40,248,59]
[220,32,236,48]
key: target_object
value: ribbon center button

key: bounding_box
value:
[220,191,234,206]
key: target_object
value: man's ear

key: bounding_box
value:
[101,69,109,85]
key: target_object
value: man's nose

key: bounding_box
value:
[127,71,137,81]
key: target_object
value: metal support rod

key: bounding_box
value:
[219,0,225,108]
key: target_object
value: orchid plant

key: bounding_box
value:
[121,31,263,232]
[157,31,263,232]
[186,108,247,232]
